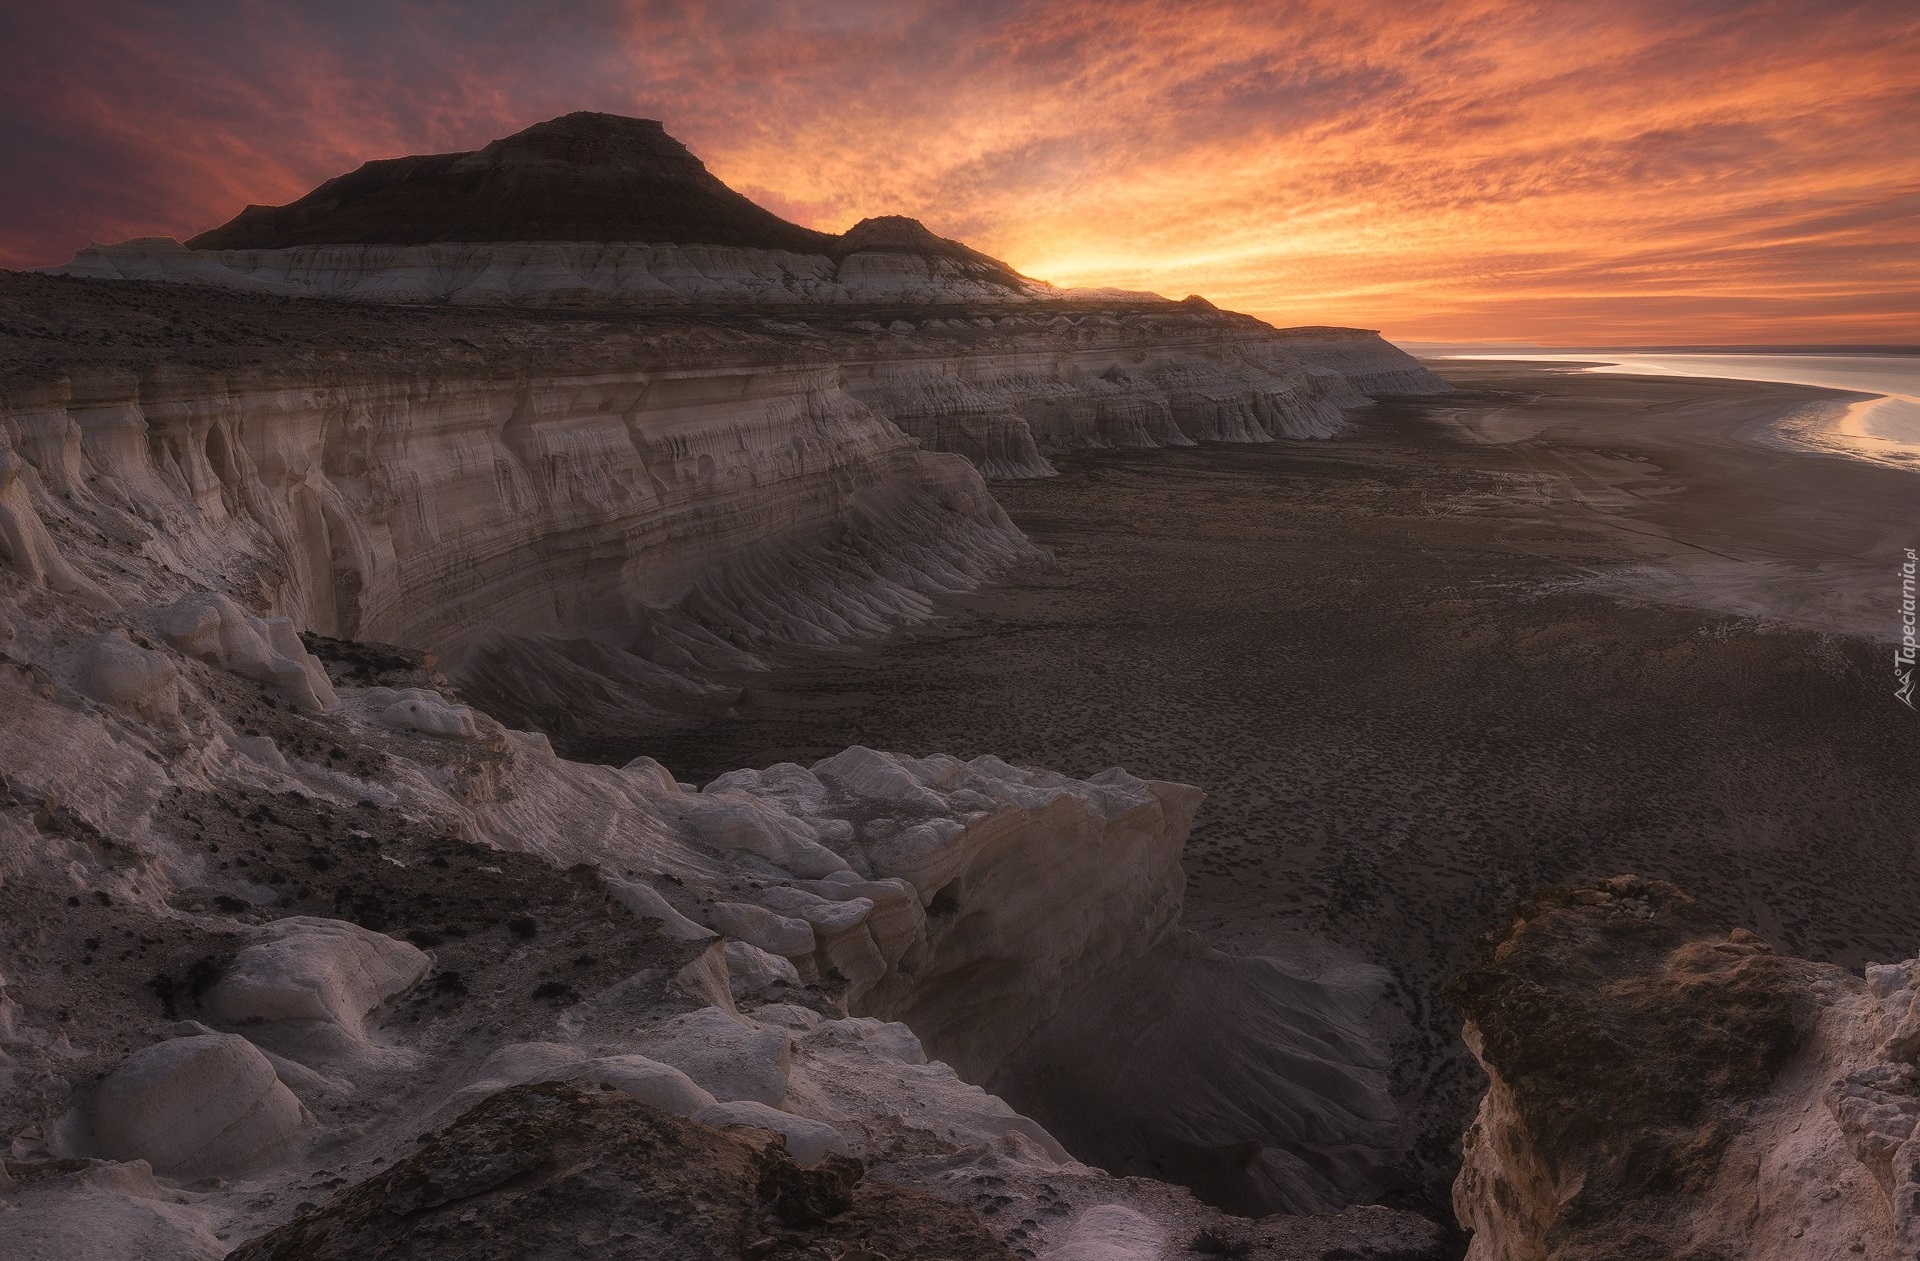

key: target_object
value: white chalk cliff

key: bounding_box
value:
[0,111,1456,1259]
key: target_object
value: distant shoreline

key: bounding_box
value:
[1406,343,1920,357]
[1433,350,1920,472]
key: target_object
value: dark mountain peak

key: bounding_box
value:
[181,114,1038,288]
[186,113,834,253]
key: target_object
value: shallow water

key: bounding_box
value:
[1452,351,1920,454]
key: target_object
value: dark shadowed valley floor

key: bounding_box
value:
[599,363,1920,1209]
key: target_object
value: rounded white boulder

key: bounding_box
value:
[77,630,180,725]
[635,1006,792,1108]
[706,901,815,958]
[93,1033,309,1177]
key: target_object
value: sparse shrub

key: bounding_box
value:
[1189,1228,1250,1257]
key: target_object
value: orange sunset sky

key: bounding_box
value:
[2,0,1915,344]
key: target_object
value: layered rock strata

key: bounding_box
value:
[43,113,1064,309]
[0,267,1443,1255]
[49,234,1065,310]
[0,272,1436,743]
[0,109,1456,1257]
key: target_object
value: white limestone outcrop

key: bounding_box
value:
[203,917,429,1035]
[565,1054,718,1118]
[0,576,1424,1253]
[695,1099,850,1167]
[76,629,181,725]
[839,319,1443,477]
[1043,1205,1167,1261]
[631,1006,793,1109]
[361,685,483,739]
[158,593,338,713]
[1,1160,226,1261]
[1278,331,1453,397]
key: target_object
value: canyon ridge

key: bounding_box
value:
[4,112,1914,1261]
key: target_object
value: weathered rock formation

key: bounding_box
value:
[1450,876,1916,1260]
[190,113,842,254]
[0,263,1436,744]
[0,112,1457,1260]
[0,527,1441,1255]
[45,114,1064,309]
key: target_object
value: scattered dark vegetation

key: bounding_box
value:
[300,630,446,691]
[146,955,225,1019]
[1188,1225,1251,1255]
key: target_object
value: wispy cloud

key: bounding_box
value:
[2,0,1914,342]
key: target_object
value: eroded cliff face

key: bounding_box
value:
[0,268,1447,1257]
[1448,876,1916,1260]
[840,320,1416,479]
[6,361,1006,641]
[0,274,1440,741]
[0,486,1431,1259]
[2,357,1038,745]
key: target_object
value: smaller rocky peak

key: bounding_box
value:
[833,216,1030,287]
[837,216,958,254]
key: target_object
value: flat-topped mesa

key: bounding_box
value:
[185,112,837,253]
[29,112,1447,490]
[46,112,1056,308]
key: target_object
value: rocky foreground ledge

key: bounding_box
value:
[1451,876,1920,1260]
